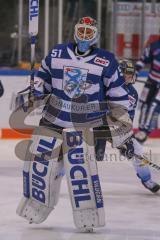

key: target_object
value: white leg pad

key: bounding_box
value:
[63,128,105,231]
[16,197,54,223]
[16,126,64,224]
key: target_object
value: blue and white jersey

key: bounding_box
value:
[136,39,160,83]
[37,43,130,127]
[124,84,138,121]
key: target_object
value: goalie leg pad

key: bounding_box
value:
[63,128,105,231]
[16,126,64,223]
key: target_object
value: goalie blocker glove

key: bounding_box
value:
[13,77,45,112]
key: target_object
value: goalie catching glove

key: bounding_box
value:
[13,77,45,112]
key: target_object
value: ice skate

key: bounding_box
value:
[134,131,148,143]
[142,179,160,193]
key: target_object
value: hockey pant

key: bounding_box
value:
[138,79,160,133]
[16,126,64,223]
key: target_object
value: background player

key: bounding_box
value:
[134,38,160,143]
[95,59,160,193]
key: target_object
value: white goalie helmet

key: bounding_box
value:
[74,16,99,53]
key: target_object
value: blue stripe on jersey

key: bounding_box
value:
[86,92,104,101]
[37,71,51,85]
[51,69,101,85]
[87,73,101,84]
[51,89,73,101]
[51,69,64,79]
[51,88,105,102]
[107,94,129,101]
[99,77,106,101]
[46,106,106,123]
[41,64,51,76]
[107,77,125,90]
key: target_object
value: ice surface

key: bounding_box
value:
[0,139,160,240]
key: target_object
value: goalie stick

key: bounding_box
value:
[134,154,160,172]
[28,0,39,106]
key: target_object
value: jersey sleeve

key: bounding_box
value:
[103,57,130,110]
[36,52,52,94]
[135,45,152,71]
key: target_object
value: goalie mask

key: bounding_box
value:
[74,16,99,53]
[119,59,136,84]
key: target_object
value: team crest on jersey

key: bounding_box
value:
[63,66,91,98]
[94,57,110,67]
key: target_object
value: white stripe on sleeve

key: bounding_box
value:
[41,59,51,74]
[106,85,128,98]
[103,70,119,88]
